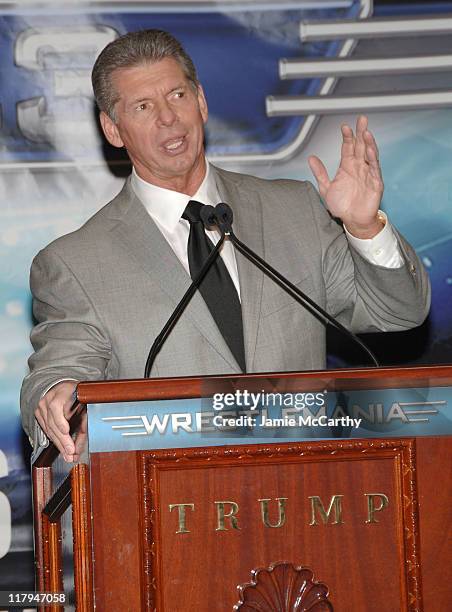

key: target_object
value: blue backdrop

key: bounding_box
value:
[1,0,451,595]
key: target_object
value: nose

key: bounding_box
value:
[156,99,177,127]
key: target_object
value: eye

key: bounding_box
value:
[136,103,147,112]
[173,90,185,99]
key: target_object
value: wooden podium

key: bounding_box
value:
[31,365,452,611]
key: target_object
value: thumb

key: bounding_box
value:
[308,156,330,199]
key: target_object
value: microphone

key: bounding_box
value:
[213,203,233,233]
[211,203,379,367]
[144,205,225,378]
[200,205,218,229]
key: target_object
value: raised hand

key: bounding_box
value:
[308,115,384,239]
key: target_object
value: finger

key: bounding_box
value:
[308,156,331,199]
[47,405,75,459]
[340,123,355,159]
[364,132,382,176]
[49,402,71,436]
[48,425,75,461]
[46,422,71,458]
[365,143,383,183]
[43,417,74,461]
[363,127,379,160]
[52,384,78,428]
[354,115,368,160]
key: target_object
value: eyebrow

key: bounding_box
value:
[127,83,188,107]
[128,96,152,107]
[167,83,187,94]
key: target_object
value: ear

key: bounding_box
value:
[99,111,124,148]
[197,84,208,124]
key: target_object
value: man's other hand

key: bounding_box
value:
[35,381,79,462]
[308,115,385,239]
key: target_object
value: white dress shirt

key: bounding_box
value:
[131,161,403,274]
[131,162,242,297]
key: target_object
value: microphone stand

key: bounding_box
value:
[144,214,226,378]
[213,204,379,368]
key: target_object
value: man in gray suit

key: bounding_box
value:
[20,30,430,461]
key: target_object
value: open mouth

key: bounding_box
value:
[162,136,186,153]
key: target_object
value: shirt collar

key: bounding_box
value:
[130,160,218,234]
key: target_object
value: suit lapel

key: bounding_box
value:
[213,167,265,372]
[106,180,241,372]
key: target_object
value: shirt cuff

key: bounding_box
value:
[344,212,404,268]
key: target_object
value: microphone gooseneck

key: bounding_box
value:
[144,218,226,378]
[212,203,379,368]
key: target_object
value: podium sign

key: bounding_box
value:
[86,384,452,453]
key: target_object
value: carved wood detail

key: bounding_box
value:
[402,441,422,611]
[71,464,94,612]
[141,453,161,612]
[140,437,422,611]
[141,437,412,463]
[141,453,156,612]
[234,562,333,611]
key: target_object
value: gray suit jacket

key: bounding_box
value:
[20,165,430,441]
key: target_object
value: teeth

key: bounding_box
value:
[165,139,183,150]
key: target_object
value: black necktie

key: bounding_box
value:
[183,200,246,372]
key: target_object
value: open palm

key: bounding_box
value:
[308,116,384,239]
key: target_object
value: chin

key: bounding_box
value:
[166,156,197,175]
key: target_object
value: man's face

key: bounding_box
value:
[100,57,208,193]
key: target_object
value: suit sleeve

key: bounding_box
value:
[20,246,112,443]
[304,181,431,332]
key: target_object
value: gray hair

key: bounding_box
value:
[92,29,199,120]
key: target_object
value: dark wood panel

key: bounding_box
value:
[71,464,94,612]
[416,436,452,611]
[90,452,144,611]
